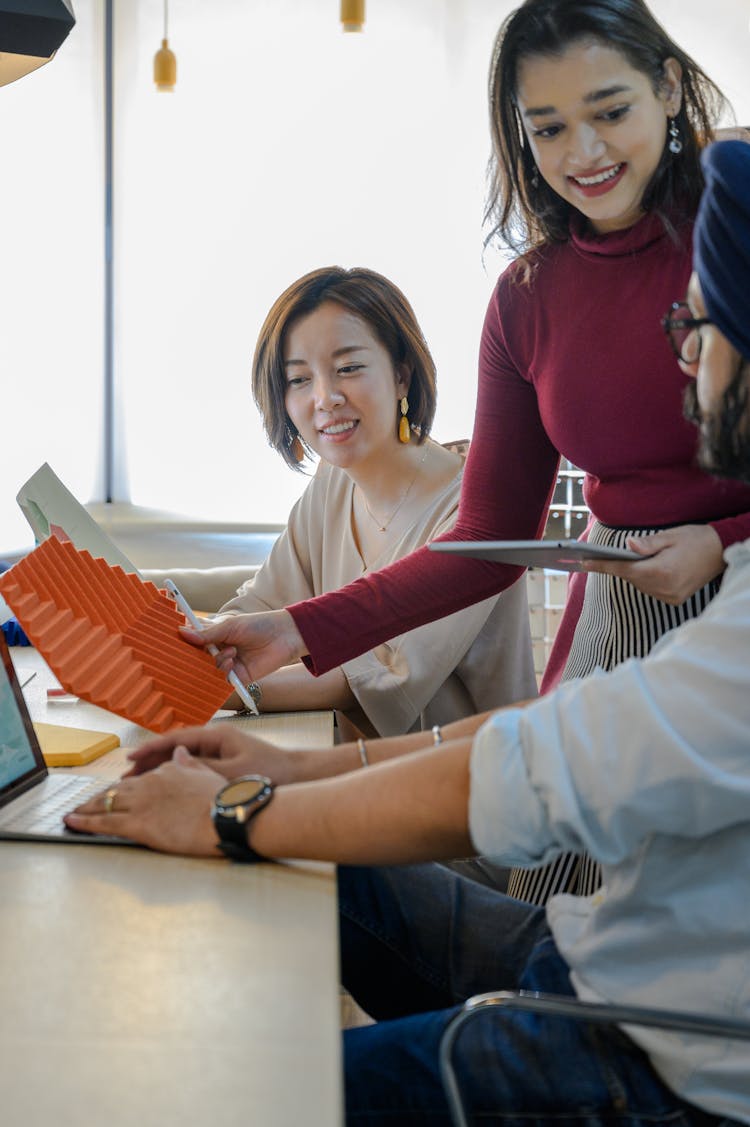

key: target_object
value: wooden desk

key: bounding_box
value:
[12,647,333,772]
[2,649,342,1127]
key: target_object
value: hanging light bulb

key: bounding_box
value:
[154,0,176,91]
[340,0,365,33]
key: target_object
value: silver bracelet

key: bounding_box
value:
[245,681,262,707]
[431,724,443,747]
[357,738,369,768]
[235,680,263,717]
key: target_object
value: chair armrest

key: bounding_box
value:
[439,990,750,1127]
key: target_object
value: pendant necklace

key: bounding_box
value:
[361,443,430,532]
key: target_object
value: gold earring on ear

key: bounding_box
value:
[398,396,410,444]
[291,434,305,463]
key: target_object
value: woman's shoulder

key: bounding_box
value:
[492,241,563,304]
[306,459,354,497]
[413,445,464,531]
[285,460,354,529]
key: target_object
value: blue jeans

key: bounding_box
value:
[338,864,725,1126]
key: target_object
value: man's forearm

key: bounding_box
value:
[247,740,475,865]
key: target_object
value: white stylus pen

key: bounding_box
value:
[163,579,259,715]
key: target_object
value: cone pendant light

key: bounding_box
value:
[0,0,75,88]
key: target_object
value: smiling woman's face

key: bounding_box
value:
[516,38,682,234]
[282,301,408,471]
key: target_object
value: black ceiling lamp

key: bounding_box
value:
[0,0,76,88]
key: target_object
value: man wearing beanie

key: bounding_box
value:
[69,142,750,1125]
[683,139,750,482]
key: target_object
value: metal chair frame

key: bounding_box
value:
[439,989,750,1127]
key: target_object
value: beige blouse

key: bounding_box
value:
[220,459,536,737]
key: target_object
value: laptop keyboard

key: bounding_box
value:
[1,774,105,835]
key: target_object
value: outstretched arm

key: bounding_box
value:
[124,707,509,782]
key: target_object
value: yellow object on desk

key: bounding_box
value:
[32,722,120,767]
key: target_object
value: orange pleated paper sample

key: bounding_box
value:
[0,537,231,732]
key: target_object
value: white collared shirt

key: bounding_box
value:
[470,541,750,1123]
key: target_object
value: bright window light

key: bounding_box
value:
[2,0,748,556]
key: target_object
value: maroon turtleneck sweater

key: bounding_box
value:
[290,212,750,681]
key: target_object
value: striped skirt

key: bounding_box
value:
[507,520,721,905]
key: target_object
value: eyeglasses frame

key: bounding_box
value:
[661,301,712,364]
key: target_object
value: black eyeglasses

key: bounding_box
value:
[661,301,712,364]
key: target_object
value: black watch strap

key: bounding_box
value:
[216,839,267,864]
[212,775,274,864]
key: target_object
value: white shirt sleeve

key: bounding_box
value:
[469,543,750,867]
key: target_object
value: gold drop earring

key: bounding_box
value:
[291,434,305,463]
[398,396,410,444]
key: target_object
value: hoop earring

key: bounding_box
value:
[291,434,305,463]
[398,396,411,444]
[668,117,683,155]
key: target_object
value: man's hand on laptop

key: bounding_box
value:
[63,747,224,856]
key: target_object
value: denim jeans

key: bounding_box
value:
[338,864,726,1127]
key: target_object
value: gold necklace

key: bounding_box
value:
[361,443,430,532]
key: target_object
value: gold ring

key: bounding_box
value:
[103,787,118,815]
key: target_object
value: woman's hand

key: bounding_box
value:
[64,748,225,856]
[583,523,725,605]
[124,723,299,785]
[181,608,306,683]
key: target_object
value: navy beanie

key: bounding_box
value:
[695,140,750,360]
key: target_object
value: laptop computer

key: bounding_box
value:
[16,461,140,573]
[0,634,132,845]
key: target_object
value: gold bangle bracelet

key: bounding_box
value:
[357,738,369,768]
[431,725,443,747]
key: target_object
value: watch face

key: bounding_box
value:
[218,776,269,807]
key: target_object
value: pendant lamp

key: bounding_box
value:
[154,0,176,91]
[341,0,365,33]
[0,0,75,88]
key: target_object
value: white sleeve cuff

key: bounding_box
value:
[469,709,560,867]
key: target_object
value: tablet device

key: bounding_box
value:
[428,539,641,572]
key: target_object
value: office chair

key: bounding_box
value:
[439,990,750,1127]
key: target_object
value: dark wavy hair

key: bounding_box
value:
[252,266,437,471]
[683,359,750,483]
[485,0,728,257]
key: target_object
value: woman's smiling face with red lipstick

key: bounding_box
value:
[516,39,682,235]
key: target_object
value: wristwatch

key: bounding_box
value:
[211,774,274,863]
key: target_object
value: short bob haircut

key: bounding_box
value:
[485,0,728,256]
[252,266,437,471]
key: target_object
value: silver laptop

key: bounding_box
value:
[0,635,131,845]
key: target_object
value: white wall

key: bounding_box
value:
[2,0,748,554]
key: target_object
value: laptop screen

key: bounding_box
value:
[0,635,46,800]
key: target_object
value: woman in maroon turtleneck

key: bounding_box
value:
[188,0,750,897]
[230,2,748,672]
